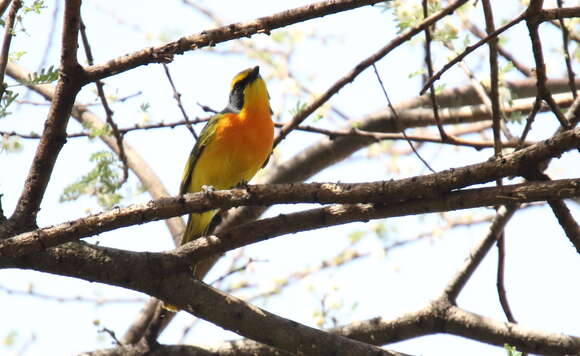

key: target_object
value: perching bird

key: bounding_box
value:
[179,65,273,278]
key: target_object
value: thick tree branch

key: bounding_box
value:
[82,0,385,83]
[538,6,580,21]
[5,251,407,356]
[1,177,578,266]
[331,300,580,355]
[7,0,83,231]
[3,179,578,355]
[0,0,11,18]
[1,132,579,257]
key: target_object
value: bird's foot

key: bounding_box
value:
[201,185,215,195]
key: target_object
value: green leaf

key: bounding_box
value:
[289,100,307,117]
[140,102,150,112]
[21,65,59,85]
[0,89,19,119]
[9,51,25,62]
[408,68,426,79]
[23,0,46,14]
[504,344,522,356]
[60,151,124,209]
[88,124,111,139]
[0,134,22,153]
[348,230,366,244]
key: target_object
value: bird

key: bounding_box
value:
[171,66,273,308]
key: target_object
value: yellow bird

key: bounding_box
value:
[179,66,273,275]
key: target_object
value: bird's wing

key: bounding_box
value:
[179,114,222,195]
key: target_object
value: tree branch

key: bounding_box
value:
[82,0,385,83]
[5,91,578,143]
[442,205,517,302]
[420,11,526,95]
[526,0,570,129]
[481,0,502,157]
[0,0,21,100]
[4,61,185,244]
[5,250,408,356]
[8,0,83,230]
[273,0,469,148]
[331,300,580,355]
[1,176,579,263]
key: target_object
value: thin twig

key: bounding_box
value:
[273,0,469,148]
[422,0,447,141]
[162,63,198,139]
[526,1,571,129]
[529,173,580,254]
[79,18,129,184]
[549,19,580,43]
[461,18,534,77]
[0,284,145,304]
[420,11,527,95]
[98,326,122,346]
[556,0,577,99]
[36,0,60,71]
[372,64,435,172]
[0,126,533,150]
[454,57,514,140]
[243,214,494,301]
[482,0,503,157]
[443,205,518,303]
[0,0,21,100]
[548,199,580,254]
[518,97,542,147]
[496,232,517,323]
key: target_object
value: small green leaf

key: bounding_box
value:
[60,151,125,209]
[408,68,426,79]
[289,100,307,117]
[9,51,25,61]
[0,134,22,153]
[88,124,111,139]
[504,344,522,356]
[23,0,46,14]
[0,89,19,119]
[348,230,366,244]
[21,65,59,85]
[140,102,150,112]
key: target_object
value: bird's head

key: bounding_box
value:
[226,66,270,114]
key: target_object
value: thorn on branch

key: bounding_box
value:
[98,326,123,346]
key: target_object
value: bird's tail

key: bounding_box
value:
[162,209,219,312]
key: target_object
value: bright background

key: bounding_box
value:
[0,1,578,355]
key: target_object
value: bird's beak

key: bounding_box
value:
[248,66,260,82]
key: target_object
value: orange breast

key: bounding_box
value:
[192,111,273,192]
